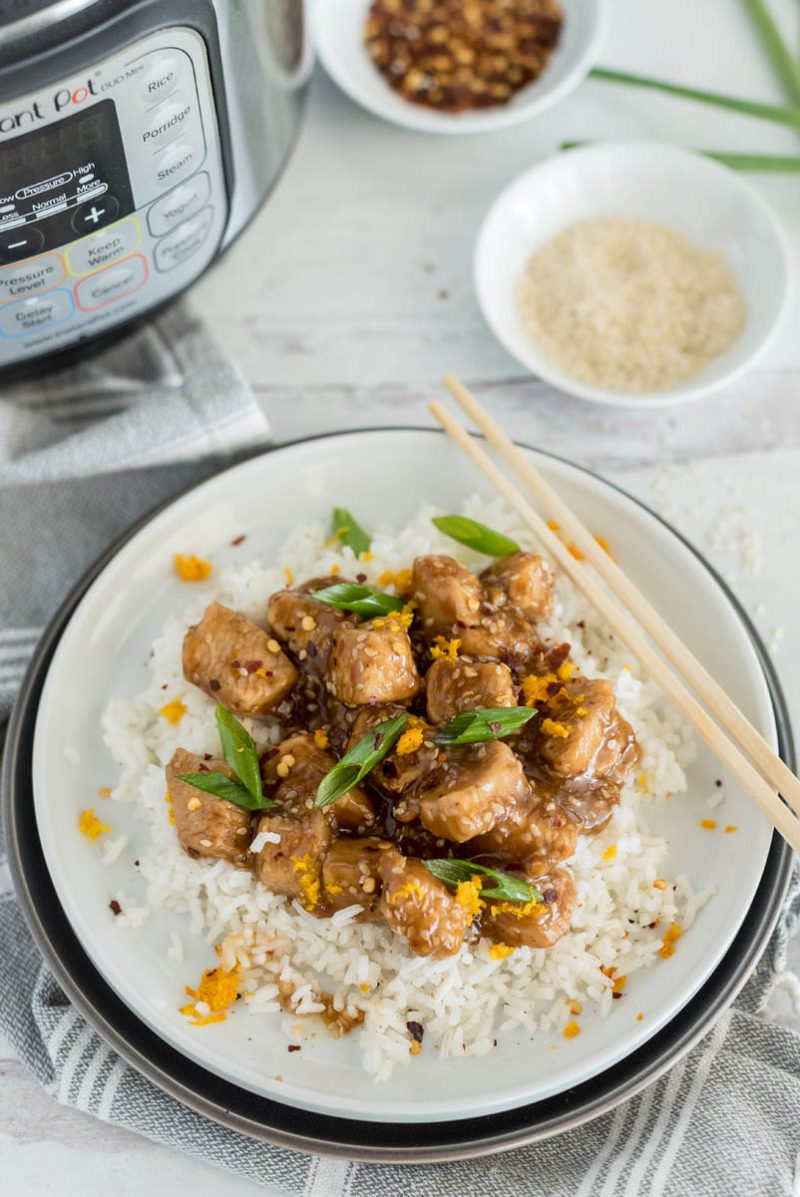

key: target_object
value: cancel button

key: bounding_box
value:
[75,254,148,311]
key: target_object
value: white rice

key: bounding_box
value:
[101,496,712,1079]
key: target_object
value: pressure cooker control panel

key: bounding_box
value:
[0,27,227,365]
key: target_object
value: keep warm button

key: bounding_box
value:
[67,217,141,277]
[154,206,214,272]
[75,254,148,311]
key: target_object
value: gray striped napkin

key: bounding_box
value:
[0,301,269,721]
[1,326,799,1194]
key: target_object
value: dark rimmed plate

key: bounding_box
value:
[2,430,794,1161]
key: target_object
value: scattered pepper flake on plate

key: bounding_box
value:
[563,1021,580,1039]
[283,566,294,586]
[603,844,617,863]
[568,999,581,1016]
[700,818,717,830]
[79,808,111,840]
[97,786,111,798]
[652,878,667,891]
[725,824,739,834]
[159,698,187,725]
[174,553,213,582]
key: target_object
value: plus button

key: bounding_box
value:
[71,194,119,235]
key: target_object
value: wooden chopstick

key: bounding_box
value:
[442,372,800,825]
[428,397,800,854]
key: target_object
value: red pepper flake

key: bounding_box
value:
[231,535,246,546]
[109,899,122,916]
[407,1020,424,1042]
[245,660,262,674]
[287,1044,301,1052]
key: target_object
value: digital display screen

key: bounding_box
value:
[0,100,134,257]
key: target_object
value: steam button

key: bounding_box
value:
[153,141,199,189]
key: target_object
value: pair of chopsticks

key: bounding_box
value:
[429,374,800,855]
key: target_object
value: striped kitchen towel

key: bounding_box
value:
[0,300,269,722]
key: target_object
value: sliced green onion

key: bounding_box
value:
[432,515,519,557]
[176,771,277,811]
[591,66,800,128]
[331,507,371,557]
[311,582,405,618]
[315,713,408,808]
[423,858,542,904]
[434,706,536,746]
[561,140,800,172]
[742,0,800,106]
[215,704,262,802]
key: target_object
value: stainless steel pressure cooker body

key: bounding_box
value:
[0,0,307,373]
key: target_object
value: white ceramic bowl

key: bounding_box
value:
[313,0,607,134]
[474,141,793,407]
[32,430,775,1124]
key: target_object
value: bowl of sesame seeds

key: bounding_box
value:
[313,0,608,134]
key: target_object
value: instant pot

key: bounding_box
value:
[0,0,308,373]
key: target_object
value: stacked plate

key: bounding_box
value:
[2,430,793,1161]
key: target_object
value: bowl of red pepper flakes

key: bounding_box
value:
[314,0,608,134]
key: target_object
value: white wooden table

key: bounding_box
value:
[3,0,799,1191]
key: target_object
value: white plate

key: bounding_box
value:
[474,142,793,406]
[313,0,606,134]
[32,430,774,1123]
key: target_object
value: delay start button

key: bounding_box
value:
[75,254,148,311]
[154,206,214,272]
[0,288,74,337]
[67,217,141,277]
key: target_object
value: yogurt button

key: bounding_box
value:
[140,54,184,105]
[147,172,210,237]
